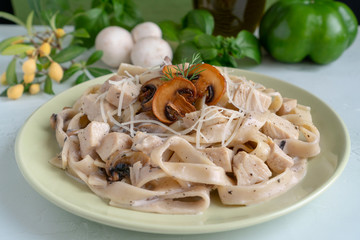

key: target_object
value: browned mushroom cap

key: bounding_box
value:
[50,113,57,129]
[105,150,150,182]
[138,77,165,111]
[188,63,226,105]
[152,77,197,124]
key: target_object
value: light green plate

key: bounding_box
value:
[15,69,350,234]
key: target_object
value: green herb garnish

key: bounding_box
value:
[162,52,205,82]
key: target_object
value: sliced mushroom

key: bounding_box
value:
[50,113,57,129]
[138,77,164,111]
[188,63,226,105]
[152,77,197,124]
[105,150,150,182]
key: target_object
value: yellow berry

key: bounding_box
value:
[48,62,63,82]
[1,72,7,85]
[26,48,35,56]
[7,84,24,100]
[39,42,51,57]
[55,28,66,38]
[23,73,35,84]
[29,84,40,95]
[22,58,37,75]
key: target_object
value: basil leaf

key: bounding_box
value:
[1,44,34,55]
[0,36,26,53]
[74,8,109,47]
[52,45,86,63]
[111,0,142,30]
[194,34,217,48]
[86,50,103,66]
[220,52,238,68]
[199,48,218,60]
[44,76,55,95]
[173,42,199,64]
[158,20,180,42]
[234,30,262,64]
[112,0,124,22]
[75,73,89,85]
[61,64,82,83]
[87,67,113,78]
[179,28,204,43]
[6,58,17,85]
[182,9,214,35]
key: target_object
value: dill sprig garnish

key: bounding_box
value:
[162,53,205,81]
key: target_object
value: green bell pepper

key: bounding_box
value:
[259,0,358,64]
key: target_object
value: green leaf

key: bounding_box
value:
[182,9,214,35]
[234,30,262,64]
[199,48,218,60]
[0,87,9,97]
[52,45,86,63]
[173,42,199,64]
[194,34,218,49]
[6,58,17,85]
[0,36,26,53]
[74,8,110,47]
[61,64,82,83]
[71,28,90,38]
[0,11,26,27]
[111,0,143,30]
[49,13,57,30]
[158,20,180,42]
[1,44,34,55]
[87,67,113,78]
[75,72,89,85]
[179,28,204,43]
[86,50,103,66]
[26,11,34,36]
[112,0,124,19]
[220,52,238,68]
[44,76,55,95]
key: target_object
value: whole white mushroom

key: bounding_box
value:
[131,22,162,42]
[95,26,134,68]
[130,37,173,68]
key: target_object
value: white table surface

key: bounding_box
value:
[1,24,359,239]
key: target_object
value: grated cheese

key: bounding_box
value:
[129,104,135,137]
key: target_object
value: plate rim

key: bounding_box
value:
[14,69,351,234]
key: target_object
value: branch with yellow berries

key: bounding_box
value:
[0,11,113,100]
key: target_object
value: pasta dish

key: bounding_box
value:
[50,58,320,214]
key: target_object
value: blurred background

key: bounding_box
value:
[1,0,359,25]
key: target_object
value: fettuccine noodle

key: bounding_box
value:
[50,62,320,214]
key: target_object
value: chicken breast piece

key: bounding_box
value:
[78,121,110,158]
[132,131,164,155]
[99,74,124,93]
[96,132,132,161]
[262,113,299,139]
[277,97,297,115]
[105,81,140,109]
[232,82,272,112]
[233,151,272,185]
[266,141,294,174]
[200,147,233,172]
[79,93,116,122]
